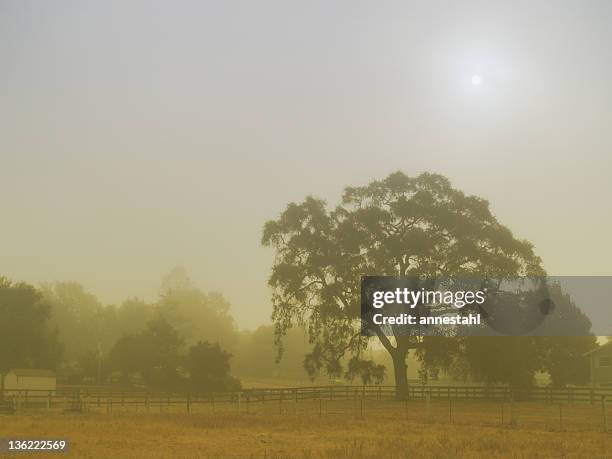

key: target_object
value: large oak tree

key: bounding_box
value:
[262,172,543,399]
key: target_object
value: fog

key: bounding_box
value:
[1,0,611,328]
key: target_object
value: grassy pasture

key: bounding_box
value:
[0,399,610,458]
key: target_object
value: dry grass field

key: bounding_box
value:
[1,399,610,458]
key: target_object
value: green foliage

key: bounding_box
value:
[543,336,596,387]
[262,171,543,398]
[40,268,241,388]
[186,341,240,392]
[113,298,157,337]
[41,282,104,361]
[0,277,63,369]
[232,325,313,380]
[416,282,597,390]
[537,283,597,386]
[108,316,240,392]
[109,316,184,390]
[462,336,544,390]
[108,334,147,384]
[62,349,110,385]
[157,288,238,351]
[345,357,385,385]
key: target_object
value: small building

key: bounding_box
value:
[585,342,612,387]
[1,369,57,395]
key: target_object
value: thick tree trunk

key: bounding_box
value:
[391,349,409,400]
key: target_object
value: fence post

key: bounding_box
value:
[47,391,51,411]
[360,396,363,419]
[602,395,608,433]
[319,398,322,418]
[279,392,282,415]
[238,392,241,413]
[510,398,517,427]
[211,393,215,415]
[186,393,191,414]
[559,404,563,430]
[449,398,452,423]
[500,402,504,425]
[426,393,431,421]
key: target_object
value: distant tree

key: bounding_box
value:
[115,298,156,337]
[0,278,63,369]
[233,325,314,380]
[417,283,597,390]
[109,316,183,390]
[139,316,184,389]
[263,172,543,399]
[186,341,240,392]
[542,336,595,387]
[41,282,105,360]
[538,283,597,386]
[159,267,194,296]
[109,333,148,384]
[42,283,157,367]
[157,269,238,350]
[64,348,109,385]
[461,336,545,390]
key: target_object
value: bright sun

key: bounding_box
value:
[471,74,482,86]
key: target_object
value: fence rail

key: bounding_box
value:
[1,384,611,433]
[2,384,612,410]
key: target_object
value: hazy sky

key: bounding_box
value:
[2,1,611,328]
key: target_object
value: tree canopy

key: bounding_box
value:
[0,278,63,370]
[262,171,547,398]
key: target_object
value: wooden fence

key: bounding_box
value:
[1,384,611,432]
[2,384,612,411]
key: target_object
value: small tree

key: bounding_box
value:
[539,283,597,386]
[186,341,240,392]
[262,172,543,399]
[109,316,183,390]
